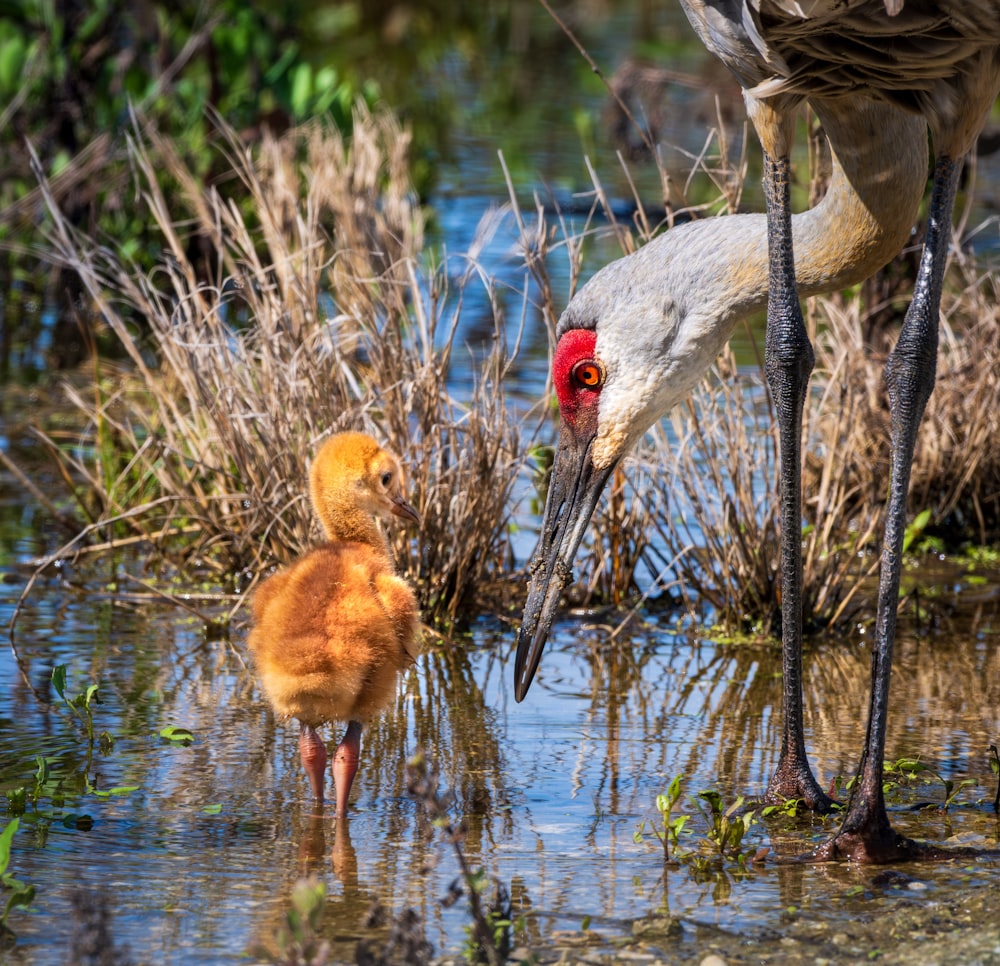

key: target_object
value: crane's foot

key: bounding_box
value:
[808,795,955,863]
[810,826,948,864]
[764,756,839,814]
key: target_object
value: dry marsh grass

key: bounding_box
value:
[29,108,532,628]
[513,108,1000,635]
[807,251,1000,546]
[16,95,1000,641]
[651,342,881,635]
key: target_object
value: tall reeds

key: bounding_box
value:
[807,253,1000,546]
[33,108,532,627]
[24,95,1000,638]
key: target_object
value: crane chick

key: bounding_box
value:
[248,432,420,817]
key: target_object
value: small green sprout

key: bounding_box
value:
[1,819,35,941]
[159,726,195,746]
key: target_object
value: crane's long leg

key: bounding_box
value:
[761,149,836,814]
[814,156,961,862]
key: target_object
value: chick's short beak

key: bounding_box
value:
[390,495,421,527]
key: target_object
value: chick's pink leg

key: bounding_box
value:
[299,723,328,802]
[333,720,363,819]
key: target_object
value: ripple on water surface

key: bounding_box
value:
[1,562,999,962]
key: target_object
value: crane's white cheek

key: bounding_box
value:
[591,430,628,471]
[591,373,665,471]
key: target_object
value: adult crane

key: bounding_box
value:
[514,0,1000,862]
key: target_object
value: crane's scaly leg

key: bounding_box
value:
[333,719,363,819]
[299,722,328,803]
[814,156,962,862]
[761,148,836,814]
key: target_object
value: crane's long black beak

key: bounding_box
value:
[514,425,615,701]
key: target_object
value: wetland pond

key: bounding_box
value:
[1,542,999,964]
[4,3,1000,963]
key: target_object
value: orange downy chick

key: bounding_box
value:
[247,432,420,817]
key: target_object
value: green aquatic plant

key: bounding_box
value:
[49,664,138,803]
[696,790,755,858]
[159,726,195,747]
[759,796,809,819]
[51,663,111,792]
[635,779,771,870]
[633,774,691,862]
[883,757,977,810]
[902,508,944,556]
[0,819,34,943]
[52,664,100,752]
[4,669,136,828]
[7,757,62,818]
[52,665,98,721]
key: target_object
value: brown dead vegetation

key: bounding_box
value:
[29,108,531,629]
[14,98,1000,638]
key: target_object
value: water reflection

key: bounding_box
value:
[1,558,998,963]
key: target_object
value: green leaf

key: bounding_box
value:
[902,508,933,554]
[202,803,223,815]
[892,757,928,776]
[51,665,68,700]
[0,818,18,876]
[2,882,35,926]
[0,35,27,93]
[159,726,195,745]
[264,42,299,84]
[34,757,49,786]
[289,62,312,117]
[94,786,139,799]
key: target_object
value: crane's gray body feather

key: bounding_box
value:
[682,0,1000,151]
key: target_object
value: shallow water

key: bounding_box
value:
[1,545,999,963]
[3,5,1000,961]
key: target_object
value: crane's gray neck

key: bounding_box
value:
[560,97,928,347]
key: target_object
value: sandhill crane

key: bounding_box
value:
[515,0,1000,862]
[248,432,420,817]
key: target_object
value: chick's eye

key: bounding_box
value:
[572,359,605,390]
[381,471,392,488]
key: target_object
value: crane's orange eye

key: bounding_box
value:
[571,359,605,390]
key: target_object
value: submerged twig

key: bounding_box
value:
[406,751,512,966]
